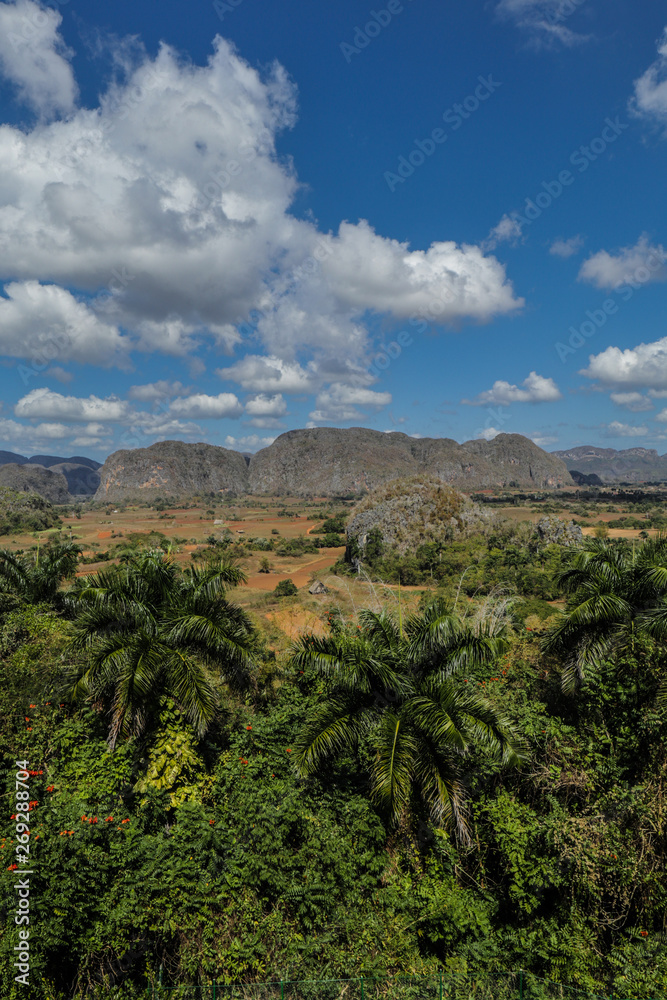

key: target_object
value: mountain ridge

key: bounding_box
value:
[553,445,667,483]
[95,429,572,501]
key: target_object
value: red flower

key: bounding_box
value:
[47,785,55,792]
[286,748,292,753]
[105,816,113,823]
[209,819,215,826]
[640,931,648,937]
[246,725,252,730]
[29,704,36,708]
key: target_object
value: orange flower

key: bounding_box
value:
[246,725,252,730]
[286,748,292,753]
[209,819,215,826]
[105,816,113,823]
[47,785,55,792]
[640,931,648,937]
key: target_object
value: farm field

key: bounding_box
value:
[3,486,667,648]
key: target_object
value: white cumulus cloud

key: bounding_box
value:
[15,388,131,422]
[610,391,654,412]
[168,393,242,419]
[216,356,319,394]
[224,434,275,451]
[0,281,129,366]
[578,235,667,289]
[604,421,648,438]
[463,371,562,405]
[581,337,667,389]
[309,384,392,423]
[0,0,77,116]
[631,27,667,129]
[550,235,584,258]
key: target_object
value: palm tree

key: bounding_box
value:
[0,541,81,605]
[66,549,257,746]
[541,535,667,695]
[291,599,522,843]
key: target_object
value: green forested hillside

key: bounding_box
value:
[0,540,666,999]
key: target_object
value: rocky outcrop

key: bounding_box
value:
[536,516,583,547]
[0,464,70,504]
[95,440,249,501]
[247,428,422,496]
[346,477,493,556]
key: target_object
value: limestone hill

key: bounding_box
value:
[247,428,571,496]
[94,429,573,501]
[345,477,491,557]
[553,446,667,483]
[96,440,249,501]
[0,465,70,505]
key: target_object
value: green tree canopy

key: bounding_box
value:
[291,599,523,842]
[66,549,257,746]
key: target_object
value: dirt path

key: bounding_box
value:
[244,548,345,590]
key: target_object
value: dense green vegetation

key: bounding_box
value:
[0,488,61,536]
[340,520,566,597]
[0,535,666,999]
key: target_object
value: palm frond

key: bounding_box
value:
[370,710,417,825]
[292,696,371,775]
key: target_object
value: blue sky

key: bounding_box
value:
[0,0,666,460]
